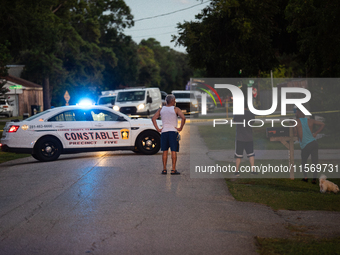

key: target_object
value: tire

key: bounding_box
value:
[135,131,160,155]
[31,154,40,160]
[34,136,62,161]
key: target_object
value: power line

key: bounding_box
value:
[128,25,176,32]
[132,31,178,39]
[134,0,211,22]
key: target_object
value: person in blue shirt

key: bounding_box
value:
[295,108,325,184]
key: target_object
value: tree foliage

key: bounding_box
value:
[0,0,194,107]
[174,0,281,77]
[174,0,340,78]
[0,41,11,98]
[138,38,193,92]
[285,0,340,77]
[0,0,134,107]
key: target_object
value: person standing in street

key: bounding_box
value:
[152,94,186,175]
[234,102,256,176]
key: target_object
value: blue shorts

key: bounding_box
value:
[161,131,179,152]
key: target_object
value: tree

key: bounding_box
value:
[0,0,134,107]
[139,38,194,92]
[137,44,161,87]
[285,0,340,77]
[0,41,11,98]
[174,0,281,77]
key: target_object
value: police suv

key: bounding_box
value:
[0,106,161,161]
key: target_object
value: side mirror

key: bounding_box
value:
[117,116,127,122]
[147,96,152,104]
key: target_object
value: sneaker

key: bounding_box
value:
[250,171,258,175]
[301,178,308,183]
[234,172,240,177]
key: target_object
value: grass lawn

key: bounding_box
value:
[0,151,31,164]
[224,159,340,212]
[226,177,340,211]
[256,236,340,255]
[197,123,340,150]
[224,158,340,211]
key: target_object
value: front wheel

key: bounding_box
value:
[136,131,160,155]
[34,137,62,161]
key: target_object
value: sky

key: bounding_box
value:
[123,0,211,53]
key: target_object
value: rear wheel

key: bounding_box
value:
[34,137,62,161]
[136,131,160,155]
[31,154,39,160]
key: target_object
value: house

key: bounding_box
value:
[2,65,43,117]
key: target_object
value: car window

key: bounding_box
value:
[117,91,145,102]
[48,110,88,122]
[173,93,195,99]
[98,96,116,105]
[90,109,120,121]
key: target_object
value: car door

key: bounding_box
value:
[89,108,132,148]
[48,109,95,149]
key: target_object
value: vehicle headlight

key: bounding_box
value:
[137,103,145,110]
[113,105,120,111]
[191,99,198,107]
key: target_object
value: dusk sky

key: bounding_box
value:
[124,0,211,52]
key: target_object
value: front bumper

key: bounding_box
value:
[0,109,11,114]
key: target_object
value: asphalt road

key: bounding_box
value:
[0,124,339,255]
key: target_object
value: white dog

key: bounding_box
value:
[319,174,339,194]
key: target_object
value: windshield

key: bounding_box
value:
[0,100,6,105]
[173,93,196,99]
[117,91,145,102]
[98,96,116,105]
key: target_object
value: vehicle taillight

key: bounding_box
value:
[8,125,20,133]
[3,106,8,108]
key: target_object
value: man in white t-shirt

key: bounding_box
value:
[152,94,186,175]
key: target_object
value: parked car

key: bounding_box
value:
[113,87,162,118]
[0,105,162,161]
[0,99,14,117]
[171,90,199,117]
[97,90,117,108]
[161,91,167,105]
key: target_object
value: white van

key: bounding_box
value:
[97,91,117,108]
[113,88,162,117]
